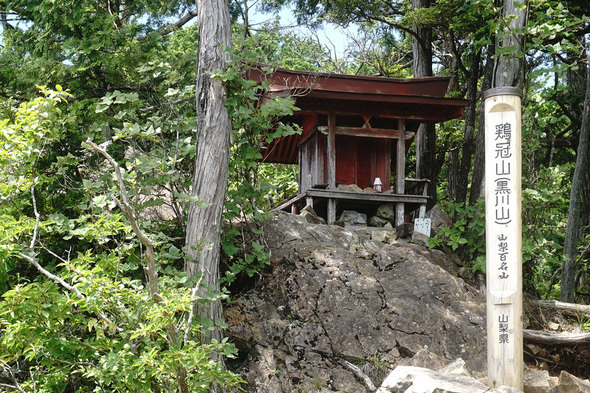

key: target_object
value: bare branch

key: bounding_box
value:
[532,299,590,319]
[40,244,68,264]
[340,359,377,392]
[524,328,590,345]
[0,383,24,392]
[17,251,123,333]
[84,140,186,391]
[138,9,197,40]
[0,359,25,393]
[85,139,162,303]
[19,184,123,333]
[138,97,190,113]
[29,182,40,250]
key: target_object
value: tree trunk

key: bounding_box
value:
[411,0,432,79]
[185,0,232,345]
[561,42,590,303]
[412,0,436,207]
[566,39,589,234]
[493,0,526,88]
[469,45,496,205]
[456,50,481,205]
[448,147,459,203]
[582,167,590,231]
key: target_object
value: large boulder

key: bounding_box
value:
[552,371,590,393]
[376,203,396,223]
[226,211,486,392]
[336,209,368,227]
[369,215,390,227]
[426,205,454,238]
[300,205,326,224]
[525,370,558,393]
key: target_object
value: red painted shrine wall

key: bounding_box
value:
[335,136,392,191]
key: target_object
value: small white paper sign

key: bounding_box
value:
[414,218,431,237]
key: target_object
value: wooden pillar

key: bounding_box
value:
[327,112,337,224]
[484,87,523,390]
[396,119,406,227]
[415,124,422,179]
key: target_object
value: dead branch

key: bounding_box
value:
[138,97,190,113]
[532,299,590,319]
[19,183,122,333]
[524,329,590,345]
[138,9,197,40]
[340,359,377,392]
[0,382,24,392]
[85,139,162,303]
[86,139,189,392]
[0,359,25,393]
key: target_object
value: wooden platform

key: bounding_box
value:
[273,188,430,224]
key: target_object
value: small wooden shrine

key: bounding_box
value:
[248,65,468,225]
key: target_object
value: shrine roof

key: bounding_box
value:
[247,65,469,163]
[247,65,468,121]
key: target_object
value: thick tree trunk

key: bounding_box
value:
[493,0,526,88]
[561,43,590,303]
[411,0,432,79]
[412,0,436,207]
[185,0,232,345]
[469,45,496,205]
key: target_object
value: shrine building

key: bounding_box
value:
[248,65,468,226]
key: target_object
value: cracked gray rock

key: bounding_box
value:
[226,211,486,392]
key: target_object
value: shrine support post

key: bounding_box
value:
[484,87,523,390]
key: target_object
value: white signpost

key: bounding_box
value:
[483,87,523,390]
[414,218,431,237]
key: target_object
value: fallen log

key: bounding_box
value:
[532,300,590,319]
[524,329,590,345]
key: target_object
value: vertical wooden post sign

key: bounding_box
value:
[484,87,523,390]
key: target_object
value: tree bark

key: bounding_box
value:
[411,0,432,79]
[493,0,527,88]
[411,0,436,207]
[456,50,481,205]
[561,42,590,302]
[185,0,232,345]
[566,39,590,237]
[469,45,496,205]
[582,167,590,231]
[448,147,459,202]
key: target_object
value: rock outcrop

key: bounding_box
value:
[376,365,522,393]
[226,211,485,392]
[375,351,590,393]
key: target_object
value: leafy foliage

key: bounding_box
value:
[1,0,590,389]
[218,42,301,285]
[0,91,244,391]
[521,168,572,299]
[429,199,486,274]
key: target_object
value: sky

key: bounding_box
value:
[0,4,354,63]
[247,4,353,58]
